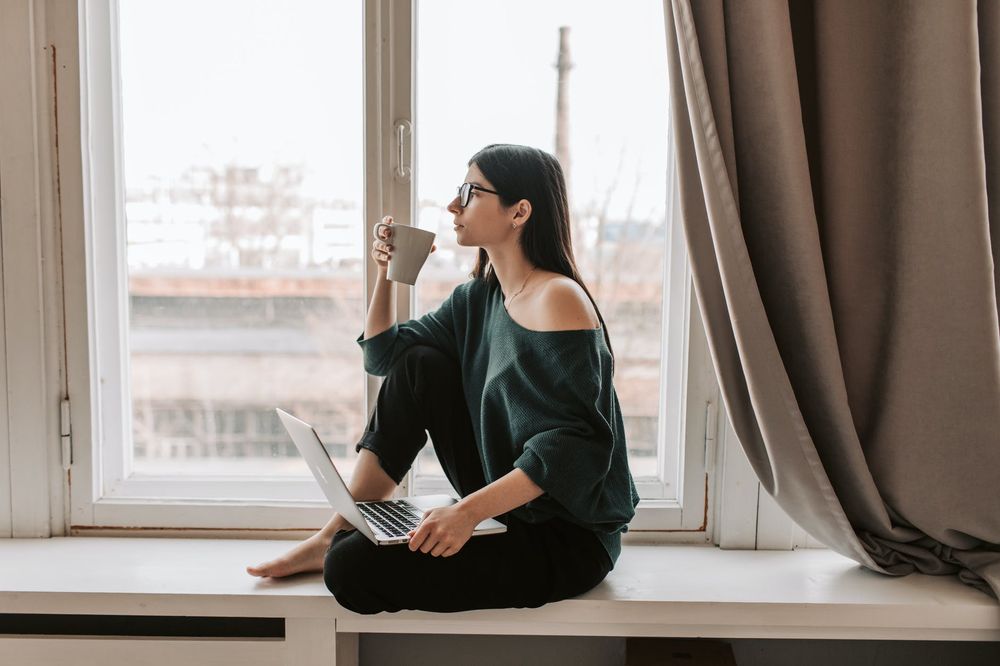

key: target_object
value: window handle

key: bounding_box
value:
[395,119,412,182]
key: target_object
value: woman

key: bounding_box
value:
[247,144,639,614]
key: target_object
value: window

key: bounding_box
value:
[67,0,720,537]
[409,1,715,533]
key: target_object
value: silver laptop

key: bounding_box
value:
[276,408,507,545]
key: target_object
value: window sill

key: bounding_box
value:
[0,538,996,641]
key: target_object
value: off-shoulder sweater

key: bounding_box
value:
[355,275,640,566]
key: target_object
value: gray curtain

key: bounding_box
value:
[664,0,1000,599]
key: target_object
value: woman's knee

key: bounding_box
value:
[395,345,460,387]
[323,533,383,614]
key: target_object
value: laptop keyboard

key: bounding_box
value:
[357,499,422,538]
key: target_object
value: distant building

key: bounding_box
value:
[124,163,665,482]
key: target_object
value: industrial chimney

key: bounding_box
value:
[554,26,574,204]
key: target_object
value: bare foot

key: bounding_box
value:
[247,532,339,578]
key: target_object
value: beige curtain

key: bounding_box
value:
[664,0,1000,599]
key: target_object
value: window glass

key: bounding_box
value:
[118,0,365,477]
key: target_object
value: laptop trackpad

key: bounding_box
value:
[404,494,458,513]
[402,495,508,534]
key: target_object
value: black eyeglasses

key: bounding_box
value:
[457,182,500,208]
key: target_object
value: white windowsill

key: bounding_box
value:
[0,538,996,641]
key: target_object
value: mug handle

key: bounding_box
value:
[373,221,392,240]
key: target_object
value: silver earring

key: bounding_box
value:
[511,223,517,229]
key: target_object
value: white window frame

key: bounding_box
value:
[404,1,722,542]
[0,0,64,539]
[65,0,402,530]
[44,0,772,546]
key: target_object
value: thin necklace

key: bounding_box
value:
[506,266,538,308]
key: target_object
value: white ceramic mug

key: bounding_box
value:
[373,221,436,285]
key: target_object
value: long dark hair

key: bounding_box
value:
[467,143,615,376]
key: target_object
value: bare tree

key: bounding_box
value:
[572,146,665,361]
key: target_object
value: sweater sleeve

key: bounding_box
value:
[355,284,462,376]
[510,339,629,527]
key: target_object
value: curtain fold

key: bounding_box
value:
[664,0,1000,599]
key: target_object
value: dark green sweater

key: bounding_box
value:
[355,275,640,566]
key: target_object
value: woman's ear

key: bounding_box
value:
[513,199,532,223]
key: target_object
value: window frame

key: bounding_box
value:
[408,0,720,539]
[65,0,389,529]
[0,0,63,539]
[58,0,720,542]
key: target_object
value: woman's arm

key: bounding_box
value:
[363,269,396,340]
[456,468,544,524]
[406,468,545,557]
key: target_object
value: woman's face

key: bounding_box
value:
[447,163,529,249]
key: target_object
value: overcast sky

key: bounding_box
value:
[118,0,669,222]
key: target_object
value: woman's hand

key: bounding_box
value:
[407,503,479,558]
[371,215,395,272]
[371,215,437,274]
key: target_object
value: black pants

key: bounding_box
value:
[323,344,613,614]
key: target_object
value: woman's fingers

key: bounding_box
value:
[407,515,430,552]
[372,217,395,268]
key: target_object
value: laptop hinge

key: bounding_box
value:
[60,398,72,470]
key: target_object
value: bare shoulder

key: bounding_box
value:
[534,275,601,332]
